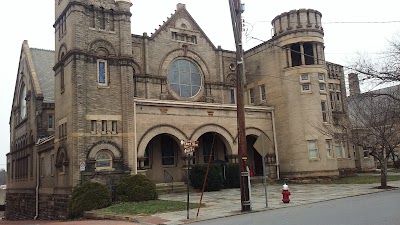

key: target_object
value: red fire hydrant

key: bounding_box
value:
[282,183,291,203]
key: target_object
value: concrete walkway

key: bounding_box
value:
[84,179,400,225]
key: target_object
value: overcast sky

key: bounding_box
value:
[1,0,399,170]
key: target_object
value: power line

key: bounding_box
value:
[245,20,400,25]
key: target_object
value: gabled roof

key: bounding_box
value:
[10,41,55,120]
[30,48,55,102]
[150,3,217,50]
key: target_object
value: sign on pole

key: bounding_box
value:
[253,133,272,156]
[79,161,86,171]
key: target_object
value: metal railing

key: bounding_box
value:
[163,170,174,193]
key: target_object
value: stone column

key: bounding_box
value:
[300,42,305,65]
[286,46,292,67]
[312,42,318,65]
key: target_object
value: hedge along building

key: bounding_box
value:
[7,0,356,220]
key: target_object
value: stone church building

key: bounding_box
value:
[7,0,364,219]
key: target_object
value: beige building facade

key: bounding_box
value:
[7,0,359,220]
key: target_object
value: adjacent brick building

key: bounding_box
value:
[7,0,360,219]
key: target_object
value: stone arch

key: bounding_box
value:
[137,125,188,157]
[158,49,210,101]
[237,127,274,153]
[226,73,236,85]
[87,140,122,160]
[87,39,116,56]
[55,145,69,167]
[58,44,68,61]
[189,124,235,155]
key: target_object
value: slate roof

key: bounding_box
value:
[347,84,400,128]
[30,48,55,102]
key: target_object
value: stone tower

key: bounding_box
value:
[265,9,350,178]
[53,0,135,189]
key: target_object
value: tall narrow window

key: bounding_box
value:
[336,93,342,111]
[63,15,66,33]
[110,9,115,31]
[304,42,315,65]
[260,84,266,101]
[51,154,54,176]
[230,88,236,104]
[307,140,318,159]
[90,5,95,28]
[290,43,301,66]
[161,136,175,165]
[326,140,333,158]
[59,19,63,38]
[100,7,105,29]
[321,101,327,122]
[101,120,107,133]
[249,88,255,104]
[97,60,107,85]
[48,115,53,129]
[20,84,27,120]
[111,121,117,133]
[91,120,97,133]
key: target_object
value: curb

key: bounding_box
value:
[84,186,399,225]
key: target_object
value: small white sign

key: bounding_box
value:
[80,161,86,171]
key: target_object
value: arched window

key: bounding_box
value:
[167,59,202,98]
[95,150,113,171]
[20,84,27,119]
[59,152,65,174]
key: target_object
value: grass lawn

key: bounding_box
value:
[97,200,201,216]
[330,175,400,184]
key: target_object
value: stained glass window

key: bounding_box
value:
[167,59,201,98]
[98,61,106,84]
[95,150,112,170]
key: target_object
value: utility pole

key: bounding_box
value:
[228,0,251,212]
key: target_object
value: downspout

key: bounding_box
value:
[271,110,280,180]
[34,152,40,220]
[133,100,137,174]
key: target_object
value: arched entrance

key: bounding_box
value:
[141,133,183,183]
[197,132,230,164]
[246,135,263,176]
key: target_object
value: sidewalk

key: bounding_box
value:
[85,179,400,225]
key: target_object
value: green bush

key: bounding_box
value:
[68,182,112,219]
[115,174,158,202]
[224,164,240,188]
[189,164,223,191]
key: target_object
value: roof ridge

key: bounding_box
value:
[30,47,55,52]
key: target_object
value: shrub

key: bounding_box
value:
[68,182,112,219]
[115,174,158,202]
[224,163,240,188]
[189,164,223,191]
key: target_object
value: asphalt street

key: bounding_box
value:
[190,189,400,225]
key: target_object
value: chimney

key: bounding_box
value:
[177,3,186,10]
[348,73,361,96]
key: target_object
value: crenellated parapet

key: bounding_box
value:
[271,9,323,37]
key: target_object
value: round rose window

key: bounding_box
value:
[167,59,201,98]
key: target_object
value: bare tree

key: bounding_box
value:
[350,33,400,85]
[317,88,400,188]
